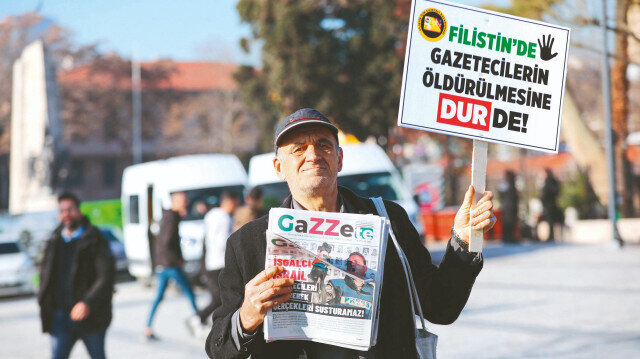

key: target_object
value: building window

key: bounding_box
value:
[68,160,84,186]
[128,195,140,224]
[102,160,116,187]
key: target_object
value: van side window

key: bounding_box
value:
[129,195,140,224]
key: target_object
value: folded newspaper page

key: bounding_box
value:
[264,208,389,351]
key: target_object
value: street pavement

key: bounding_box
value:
[1,241,639,358]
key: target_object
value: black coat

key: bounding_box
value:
[206,187,483,358]
[153,209,184,268]
[541,176,563,223]
[38,217,115,333]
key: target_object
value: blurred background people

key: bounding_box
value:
[233,187,266,231]
[197,191,240,328]
[498,170,519,243]
[540,168,563,242]
[38,192,115,359]
[191,200,209,219]
[144,192,199,341]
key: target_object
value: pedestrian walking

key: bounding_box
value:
[38,192,115,359]
[144,191,200,341]
[233,187,266,231]
[498,170,519,242]
[197,191,240,328]
[540,168,563,241]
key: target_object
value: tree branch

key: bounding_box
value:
[576,16,640,45]
[571,42,640,66]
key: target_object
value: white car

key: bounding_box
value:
[0,236,37,297]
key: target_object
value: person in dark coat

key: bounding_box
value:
[540,168,563,241]
[498,170,519,242]
[38,192,115,359]
[205,108,496,358]
[144,191,200,340]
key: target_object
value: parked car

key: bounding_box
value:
[0,235,37,297]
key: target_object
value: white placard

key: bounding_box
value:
[398,0,570,153]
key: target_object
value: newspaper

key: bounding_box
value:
[264,208,389,351]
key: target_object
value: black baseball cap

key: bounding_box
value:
[274,108,339,151]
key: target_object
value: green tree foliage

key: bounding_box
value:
[235,0,408,148]
[558,170,603,219]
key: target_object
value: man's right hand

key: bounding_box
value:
[239,266,294,333]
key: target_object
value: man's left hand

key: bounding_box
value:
[70,302,90,321]
[453,186,497,243]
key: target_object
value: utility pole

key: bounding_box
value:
[132,53,142,164]
[600,0,623,247]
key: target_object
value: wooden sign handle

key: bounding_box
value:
[469,140,488,252]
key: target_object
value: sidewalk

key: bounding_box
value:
[0,281,210,359]
[430,242,640,359]
[1,242,638,358]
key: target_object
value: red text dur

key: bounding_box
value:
[436,93,492,132]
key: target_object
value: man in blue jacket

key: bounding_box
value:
[206,108,496,358]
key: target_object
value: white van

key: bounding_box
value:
[248,143,423,235]
[121,154,247,280]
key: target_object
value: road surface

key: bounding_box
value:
[1,242,638,358]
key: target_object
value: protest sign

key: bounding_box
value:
[398,0,570,251]
[398,0,570,152]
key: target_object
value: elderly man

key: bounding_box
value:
[206,108,495,358]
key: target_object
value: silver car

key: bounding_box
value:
[0,237,37,297]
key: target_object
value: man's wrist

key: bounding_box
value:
[231,309,257,352]
[238,306,258,333]
[451,228,470,251]
[452,225,469,244]
[450,227,482,264]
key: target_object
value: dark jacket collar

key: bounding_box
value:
[52,216,97,249]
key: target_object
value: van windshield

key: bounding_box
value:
[0,242,20,255]
[338,172,404,201]
[179,185,245,221]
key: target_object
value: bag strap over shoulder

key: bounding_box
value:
[371,197,429,333]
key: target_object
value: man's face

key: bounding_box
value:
[221,197,239,213]
[58,199,82,229]
[195,201,207,215]
[274,126,343,197]
[172,192,189,215]
[347,254,367,278]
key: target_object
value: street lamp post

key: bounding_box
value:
[600,0,623,247]
[132,56,142,165]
